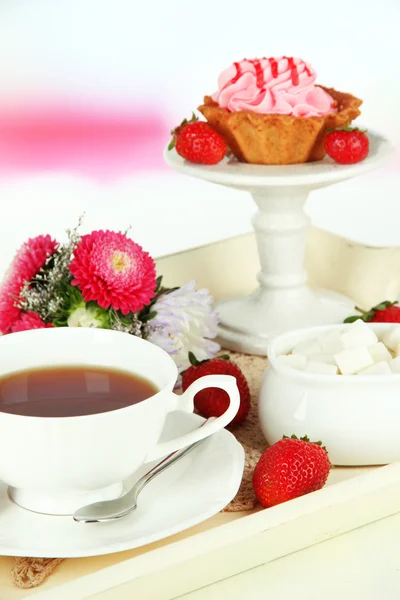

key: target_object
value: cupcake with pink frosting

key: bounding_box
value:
[198,57,362,165]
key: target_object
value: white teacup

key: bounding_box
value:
[0,328,240,515]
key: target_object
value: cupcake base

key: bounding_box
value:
[198,87,362,165]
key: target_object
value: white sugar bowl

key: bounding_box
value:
[259,323,400,466]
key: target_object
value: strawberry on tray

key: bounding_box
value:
[182,353,250,427]
[252,435,331,508]
[345,301,400,323]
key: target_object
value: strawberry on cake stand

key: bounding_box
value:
[165,57,394,355]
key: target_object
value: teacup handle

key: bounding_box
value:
[146,374,240,462]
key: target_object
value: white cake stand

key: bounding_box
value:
[164,131,394,355]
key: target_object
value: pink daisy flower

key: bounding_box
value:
[0,278,23,335]
[70,230,157,314]
[13,234,58,283]
[11,311,54,333]
[0,235,58,334]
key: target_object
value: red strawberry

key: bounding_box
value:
[252,435,331,508]
[325,125,369,164]
[345,300,400,324]
[168,114,227,165]
[182,353,250,427]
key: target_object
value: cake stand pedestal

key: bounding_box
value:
[165,132,394,354]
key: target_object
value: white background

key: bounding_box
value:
[0,5,398,598]
[0,0,398,276]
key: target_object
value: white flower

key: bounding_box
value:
[67,305,106,328]
[148,281,220,372]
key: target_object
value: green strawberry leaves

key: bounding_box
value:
[344,300,398,323]
[282,434,328,453]
[168,113,198,151]
[188,351,230,367]
[327,121,367,134]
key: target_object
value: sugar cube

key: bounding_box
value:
[277,354,307,371]
[382,326,400,351]
[358,361,391,375]
[292,339,322,356]
[317,330,344,354]
[307,353,336,365]
[334,346,374,375]
[340,320,378,349]
[305,362,338,375]
[368,342,393,364]
[390,356,400,374]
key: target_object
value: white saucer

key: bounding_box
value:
[0,412,244,558]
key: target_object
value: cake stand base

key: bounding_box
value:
[216,287,353,355]
[165,131,393,355]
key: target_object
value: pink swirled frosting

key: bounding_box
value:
[212,57,337,117]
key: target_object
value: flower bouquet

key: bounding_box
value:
[0,221,220,373]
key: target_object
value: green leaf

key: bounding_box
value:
[155,275,163,294]
[344,300,398,324]
[168,139,175,151]
[327,123,367,135]
[163,286,180,295]
[344,315,364,323]
[188,351,200,366]
[373,300,397,311]
[282,434,328,453]
[186,352,230,370]
[141,310,157,323]
[344,304,374,323]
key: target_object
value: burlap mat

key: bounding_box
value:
[222,351,268,511]
[11,351,268,588]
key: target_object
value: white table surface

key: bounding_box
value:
[179,511,400,599]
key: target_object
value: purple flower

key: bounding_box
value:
[148,281,220,372]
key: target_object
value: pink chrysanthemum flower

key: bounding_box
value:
[0,235,57,333]
[0,278,23,335]
[70,230,157,314]
[11,311,54,333]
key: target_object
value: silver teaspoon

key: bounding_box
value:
[73,436,207,523]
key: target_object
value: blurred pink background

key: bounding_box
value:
[0,105,167,178]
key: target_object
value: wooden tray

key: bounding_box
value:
[1,231,400,600]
